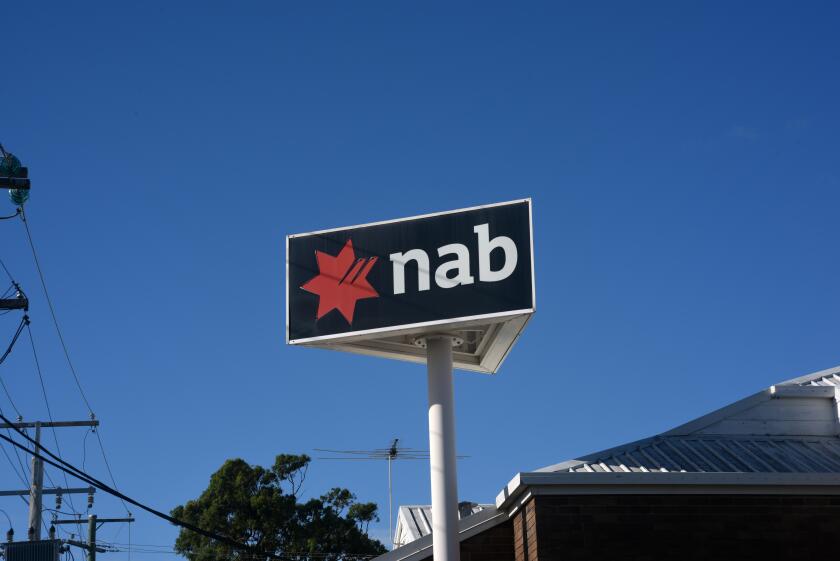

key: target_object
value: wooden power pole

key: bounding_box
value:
[54,515,134,561]
[0,419,99,539]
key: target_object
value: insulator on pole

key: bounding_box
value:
[0,149,30,205]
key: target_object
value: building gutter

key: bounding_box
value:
[496,471,840,512]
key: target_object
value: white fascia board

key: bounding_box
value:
[770,384,839,399]
[496,471,840,511]
[372,508,507,561]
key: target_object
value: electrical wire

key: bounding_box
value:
[0,436,29,488]
[25,323,85,536]
[18,208,93,415]
[0,256,15,283]
[81,428,92,472]
[0,316,32,487]
[0,399,30,493]
[93,428,130,514]
[0,413,380,561]
[0,436,30,512]
[18,207,130,516]
[0,373,23,419]
[0,314,27,368]
[0,413,278,559]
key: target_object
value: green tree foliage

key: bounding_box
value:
[171,454,386,561]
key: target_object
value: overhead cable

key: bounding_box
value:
[0,256,16,283]
[19,208,93,414]
[0,412,289,561]
[0,314,27,368]
[25,323,86,531]
[18,207,129,515]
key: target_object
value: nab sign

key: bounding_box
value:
[286,199,534,373]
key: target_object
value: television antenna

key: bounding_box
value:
[315,439,468,550]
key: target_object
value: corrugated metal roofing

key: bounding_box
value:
[796,372,840,387]
[777,365,840,387]
[563,435,840,474]
[538,364,840,475]
[394,503,491,547]
[384,364,840,561]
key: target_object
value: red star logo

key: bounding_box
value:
[300,239,379,324]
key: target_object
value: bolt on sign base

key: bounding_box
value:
[286,199,535,373]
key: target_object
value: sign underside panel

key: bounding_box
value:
[286,199,534,373]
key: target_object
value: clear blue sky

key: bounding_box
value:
[1,1,839,555]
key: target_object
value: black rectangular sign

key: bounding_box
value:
[286,199,534,344]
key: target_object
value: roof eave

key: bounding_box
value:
[496,471,840,511]
[373,507,507,561]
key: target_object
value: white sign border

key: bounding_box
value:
[285,198,535,346]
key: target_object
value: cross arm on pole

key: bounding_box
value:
[0,297,27,311]
[53,518,133,525]
[0,421,99,429]
[0,487,94,497]
[63,539,107,554]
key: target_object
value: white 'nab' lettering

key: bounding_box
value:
[389,249,430,295]
[474,223,518,282]
[435,244,474,288]
[390,223,518,294]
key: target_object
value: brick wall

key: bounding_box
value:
[459,518,514,561]
[529,494,840,560]
[512,499,536,561]
[420,518,515,561]
[416,493,840,561]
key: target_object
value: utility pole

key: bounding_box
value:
[54,515,134,561]
[29,422,43,539]
[0,419,99,539]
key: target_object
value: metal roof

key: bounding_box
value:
[380,507,506,561]
[777,364,840,387]
[394,503,492,548]
[380,364,840,561]
[561,435,840,474]
[537,365,840,475]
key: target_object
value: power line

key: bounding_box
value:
[0,435,29,488]
[0,373,23,418]
[19,208,93,414]
[25,324,86,534]
[18,207,129,516]
[0,316,34,489]
[0,255,15,284]
[0,413,287,561]
[0,314,28,369]
[0,415,379,561]
[92,428,129,515]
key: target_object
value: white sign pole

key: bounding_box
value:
[426,335,461,561]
